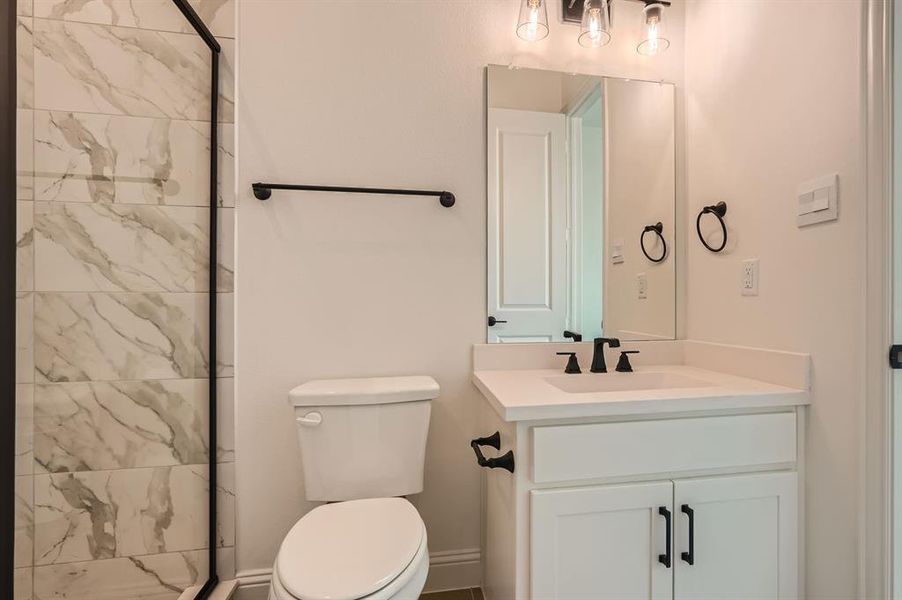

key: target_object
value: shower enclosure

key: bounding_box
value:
[5,1,236,598]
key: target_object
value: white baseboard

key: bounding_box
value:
[233,568,272,600]
[235,548,481,597]
[423,548,481,593]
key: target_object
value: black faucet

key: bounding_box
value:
[563,330,582,342]
[590,337,621,373]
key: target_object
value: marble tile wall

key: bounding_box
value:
[14,1,236,598]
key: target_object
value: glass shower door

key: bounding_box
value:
[11,1,235,598]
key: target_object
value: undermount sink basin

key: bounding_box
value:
[545,371,714,394]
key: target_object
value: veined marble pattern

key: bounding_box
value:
[194,292,233,378]
[17,384,34,475]
[14,567,32,600]
[18,201,34,292]
[17,111,34,200]
[18,0,34,17]
[19,0,237,596]
[34,549,208,600]
[34,202,233,293]
[33,18,234,122]
[218,124,235,207]
[34,464,235,564]
[18,292,34,384]
[34,110,235,207]
[18,17,34,108]
[34,379,208,473]
[16,476,35,569]
[217,378,234,463]
[35,292,201,383]
[34,0,235,39]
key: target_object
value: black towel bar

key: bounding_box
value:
[252,182,455,207]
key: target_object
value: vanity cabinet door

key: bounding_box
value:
[673,472,798,600]
[531,482,674,600]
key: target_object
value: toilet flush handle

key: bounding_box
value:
[296,412,323,427]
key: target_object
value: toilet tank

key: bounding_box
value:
[289,376,438,502]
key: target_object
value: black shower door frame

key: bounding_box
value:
[1,0,18,595]
[172,1,223,597]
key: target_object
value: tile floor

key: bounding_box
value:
[420,588,484,600]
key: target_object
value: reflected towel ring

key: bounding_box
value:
[696,201,728,253]
[640,222,667,263]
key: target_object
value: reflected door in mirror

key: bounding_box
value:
[487,108,567,343]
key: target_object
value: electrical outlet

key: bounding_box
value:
[637,272,647,299]
[741,259,759,296]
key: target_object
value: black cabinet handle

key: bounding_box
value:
[470,431,515,473]
[658,506,672,568]
[681,504,695,565]
[487,316,508,327]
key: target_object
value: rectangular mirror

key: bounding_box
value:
[486,65,676,343]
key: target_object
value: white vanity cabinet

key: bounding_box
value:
[478,408,805,600]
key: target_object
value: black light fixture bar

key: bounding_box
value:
[562,0,670,23]
[252,182,456,207]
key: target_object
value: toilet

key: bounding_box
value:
[269,375,439,600]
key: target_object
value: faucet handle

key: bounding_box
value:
[615,350,640,373]
[556,352,582,374]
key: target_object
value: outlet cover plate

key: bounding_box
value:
[742,258,759,296]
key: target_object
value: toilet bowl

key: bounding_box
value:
[269,498,429,600]
[273,377,438,600]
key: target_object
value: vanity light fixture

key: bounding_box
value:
[637,2,670,55]
[517,0,550,42]
[554,0,671,54]
[578,0,611,48]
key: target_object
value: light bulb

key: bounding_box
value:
[517,0,549,42]
[637,3,670,55]
[578,1,611,48]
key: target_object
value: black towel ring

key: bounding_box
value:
[696,201,728,253]
[640,222,667,263]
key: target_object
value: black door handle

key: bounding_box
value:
[891,345,902,368]
[681,504,695,565]
[487,316,508,327]
[658,506,672,568]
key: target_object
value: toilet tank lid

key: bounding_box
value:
[289,375,440,407]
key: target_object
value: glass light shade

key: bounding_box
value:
[517,0,549,42]
[578,0,611,48]
[637,3,670,55]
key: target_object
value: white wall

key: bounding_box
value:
[604,78,676,339]
[235,0,684,585]
[684,0,864,596]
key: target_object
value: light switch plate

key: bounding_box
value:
[797,174,838,227]
[611,239,625,264]
[637,272,647,299]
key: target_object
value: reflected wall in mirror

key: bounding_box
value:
[486,65,676,343]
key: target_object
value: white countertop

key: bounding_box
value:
[472,365,810,422]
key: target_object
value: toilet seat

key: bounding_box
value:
[271,498,428,600]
